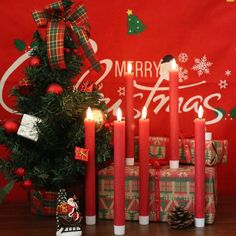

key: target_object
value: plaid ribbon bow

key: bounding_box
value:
[32,1,100,71]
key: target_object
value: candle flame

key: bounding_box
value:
[86,107,93,120]
[116,108,122,122]
[171,59,177,70]
[141,106,147,119]
[198,105,204,119]
[127,62,133,73]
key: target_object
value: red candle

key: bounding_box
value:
[139,106,150,225]
[194,105,205,227]
[169,59,179,169]
[84,107,96,225]
[114,108,126,235]
[125,62,135,166]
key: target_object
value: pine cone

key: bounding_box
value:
[167,206,194,229]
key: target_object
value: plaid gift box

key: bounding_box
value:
[30,190,58,216]
[98,164,217,224]
[134,136,228,166]
[179,138,228,166]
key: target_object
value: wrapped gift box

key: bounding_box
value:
[134,136,228,166]
[17,114,42,141]
[30,190,58,216]
[98,164,217,224]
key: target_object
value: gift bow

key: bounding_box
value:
[32,1,100,71]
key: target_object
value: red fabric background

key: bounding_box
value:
[0,0,235,201]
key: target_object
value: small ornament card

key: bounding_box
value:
[75,146,89,162]
[56,189,82,236]
[17,114,41,141]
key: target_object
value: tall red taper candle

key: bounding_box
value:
[139,106,150,225]
[84,107,96,225]
[114,108,125,235]
[125,62,135,166]
[169,59,179,169]
[194,105,205,227]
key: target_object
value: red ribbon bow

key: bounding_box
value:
[32,1,100,71]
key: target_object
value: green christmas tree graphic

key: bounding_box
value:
[127,9,146,35]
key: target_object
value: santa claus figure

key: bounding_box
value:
[159,54,174,81]
[67,196,80,222]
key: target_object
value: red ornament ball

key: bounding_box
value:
[47,83,63,95]
[29,56,40,67]
[15,167,26,177]
[104,122,111,129]
[3,120,19,134]
[18,78,33,96]
[22,179,33,189]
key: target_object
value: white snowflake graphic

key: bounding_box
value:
[192,55,213,77]
[117,87,125,96]
[178,66,188,82]
[178,172,188,177]
[161,171,171,177]
[178,53,188,63]
[225,69,231,77]
[218,80,228,89]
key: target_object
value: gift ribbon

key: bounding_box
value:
[180,133,193,164]
[211,140,226,166]
[149,158,168,221]
[32,1,100,71]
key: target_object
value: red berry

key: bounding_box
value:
[3,120,19,134]
[29,56,40,67]
[22,179,33,189]
[104,122,110,129]
[64,48,70,53]
[46,83,63,95]
[73,48,80,56]
[15,167,26,177]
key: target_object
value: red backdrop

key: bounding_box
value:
[0,0,236,201]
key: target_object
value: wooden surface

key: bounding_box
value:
[0,196,236,236]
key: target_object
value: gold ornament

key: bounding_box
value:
[84,108,107,132]
[91,108,107,132]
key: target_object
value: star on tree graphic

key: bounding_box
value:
[127,9,146,35]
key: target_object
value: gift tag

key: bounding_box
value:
[17,114,41,141]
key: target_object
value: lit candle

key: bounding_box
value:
[125,62,135,166]
[194,105,205,227]
[84,107,96,225]
[169,59,179,169]
[114,108,125,235]
[139,106,150,225]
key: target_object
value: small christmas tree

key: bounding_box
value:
[127,9,146,35]
[56,189,68,231]
[0,0,112,200]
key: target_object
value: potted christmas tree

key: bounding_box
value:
[0,0,112,216]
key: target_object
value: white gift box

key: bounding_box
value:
[17,114,41,141]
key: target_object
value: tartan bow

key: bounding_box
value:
[32,1,100,71]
